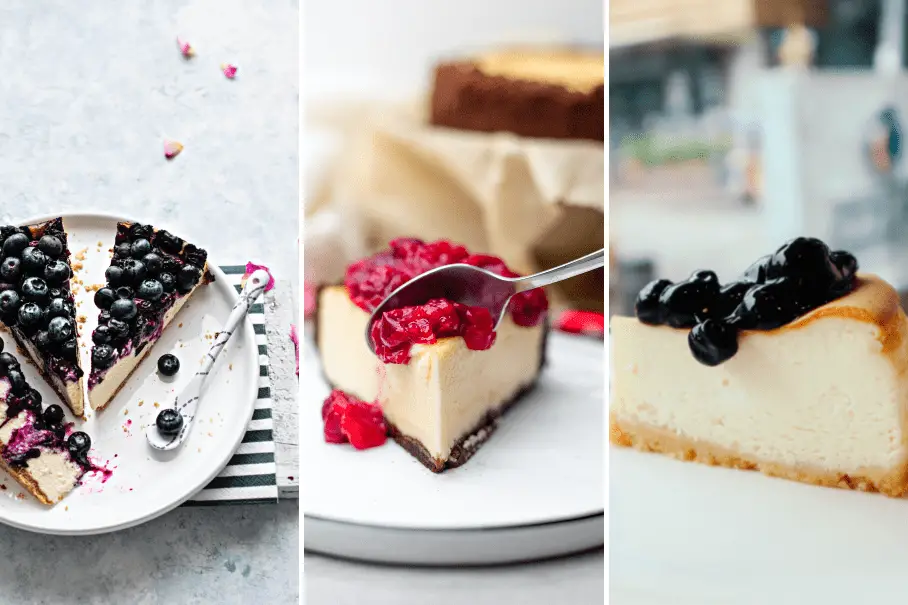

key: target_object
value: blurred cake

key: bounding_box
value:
[429,48,604,141]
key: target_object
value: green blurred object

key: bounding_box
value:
[619,133,732,166]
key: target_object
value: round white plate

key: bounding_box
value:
[303,330,604,565]
[611,446,908,602]
[0,213,258,535]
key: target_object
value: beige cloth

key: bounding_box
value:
[307,101,605,310]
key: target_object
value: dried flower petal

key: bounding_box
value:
[221,63,238,79]
[177,37,194,58]
[290,324,299,376]
[163,139,183,160]
[242,262,275,292]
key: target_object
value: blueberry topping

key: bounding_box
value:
[47,316,74,342]
[183,244,207,268]
[1,233,29,258]
[114,243,132,258]
[107,318,129,340]
[92,325,111,344]
[43,404,64,427]
[657,274,720,329]
[766,237,841,288]
[1,257,21,282]
[130,223,153,240]
[157,353,180,376]
[34,330,51,350]
[43,260,71,286]
[634,279,672,325]
[142,253,163,274]
[105,265,125,287]
[689,319,739,366]
[115,286,134,300]
[156,408,183,436]
[137,279,164,301]
[98,310,111,325]
[91,344,115,369]
[155,230,183,254]
[24,388,42,410]
[131,238,152,259]
[17,302,43,327]
[93,287,115,309]
[122,259,147,285]
[177,265,201,293]
[0,290,20,314]
[831,250,859,280]
[67,432,91,465]
[60,338,78,361]
[21,277,49,305]
[37,235,63,258]
[20,247,46,276]
[713,281,753,320]
[0,352,19,375]
[110,298,137,321]
[6,369,26,395]
[159,272,176,292]
[46,297,71,318]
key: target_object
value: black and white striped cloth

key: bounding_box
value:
[186,265,278,506]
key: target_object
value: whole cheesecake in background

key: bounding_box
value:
[0,219,84,416]
[317,238,549,472]
[88,222,212,412]
[611,237,908,497]
[429,48,604,141]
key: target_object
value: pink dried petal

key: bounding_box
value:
[221,63,238,79]
[177,37,194,58]
[290,324,299,376]
[303,281,316,318]
[242,262,275,292]
[163,139,183,160]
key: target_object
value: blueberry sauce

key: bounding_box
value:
[634,237,859,366]
[88,222,212,388]
[0,219,82,385]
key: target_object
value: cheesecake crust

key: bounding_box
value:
[0,457,55,505]
[610,414,908,497]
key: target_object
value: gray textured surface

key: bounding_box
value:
[305,550,604,605]
[0,1,299,603]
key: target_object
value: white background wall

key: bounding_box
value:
[304,0,604,99]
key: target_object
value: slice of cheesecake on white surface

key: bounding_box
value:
[88,222,212,412]
[611,274,908,496]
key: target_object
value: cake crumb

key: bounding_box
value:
[154,402,160,408]
[97,241,103,247]
[722,379,729,386]
[65,505,69,511]
[123,409,128,416]
[78,315,87,324]
[229,363,233,370]
[138,400,144,407]
[75,248,88,261]
[72,261,84,271]
[178,322,183,328]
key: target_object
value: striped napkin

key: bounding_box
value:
[185,265,278,506]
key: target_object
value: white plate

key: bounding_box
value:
[303,331,605,565]
[611,446,908,602]
[0,213,258,535]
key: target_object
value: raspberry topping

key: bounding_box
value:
[345,239,548,364]
[321,390,387,449]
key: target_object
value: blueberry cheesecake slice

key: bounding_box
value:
[88,222,213,412]
[611,237,908,496]
[0,344,94,505]
[0,219,84,416]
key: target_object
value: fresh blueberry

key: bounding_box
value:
[94,287,115,309]
[34,330,51,350]
[98,310,111,325]
[122,259,147,285]
[47,316,74,342]
[131,238,152,259]
[1,233,29,258]
[658,276,721,329]
[17,302,43,327]
[157,353,180,376]
[158,272,176,293]
[110,298,137,321]
[46,297,71,318]
[21,388,42,411]
[0,290,20,314]
[115,286,134,300]
[766,237,840,287]
[0,352,19,375]
[1,257,21,282]
[155,408,183,436]
[137,279,164,301]
[107,318,129,340]
[21,277,49,305]
[130,223,153,240]
[37,235,63,258]
[48,288,64,299]
[689,318,740,366]
[91,344,116,369]
[6,369,26,395]
[712,281,754,320]
[105,265,125,286]
[155,230,183,254]
[67,432,91,458]
[20,247,47,276]
[43,404,65,427]
[142,253,163,275]
[60,338,78,361]
[831,250,859,280]
[113,243,130,259]
[634,279,672,325]
[43,260,70,286]
[92,325,112,344]
[730,277,799,331]
[183,244,207,268]
[177,265,201,293]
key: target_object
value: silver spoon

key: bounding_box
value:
[365,249,605,354]
[146,269,271,451]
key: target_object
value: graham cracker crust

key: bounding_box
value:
[0,456,54,505]
[610,414,908,497]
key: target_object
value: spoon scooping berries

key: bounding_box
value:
[146,269,270,451]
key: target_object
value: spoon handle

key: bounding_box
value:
[513,249,605,293]
[199,269,270,376]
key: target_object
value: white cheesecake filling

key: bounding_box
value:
[16,334,84,417]
[89,282,199,411]
[0,385,82,503]
[319,287,545,461]
[611,314,908,472]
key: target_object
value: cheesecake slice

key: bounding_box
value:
[611,237,908,496]
[88,222,212,412]
[0,219,85,416]
[317,238,548,471]
[0,348,94,505]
